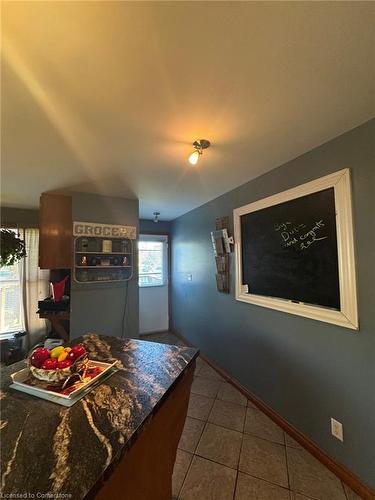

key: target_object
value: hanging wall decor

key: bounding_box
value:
[210,216,234,293]
[73,221,136,284]
[233,169,358,329]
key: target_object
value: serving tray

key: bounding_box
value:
[10,360,118,407]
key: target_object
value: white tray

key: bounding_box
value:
[10,360,118,407]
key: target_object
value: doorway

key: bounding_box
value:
[139,234,169,334]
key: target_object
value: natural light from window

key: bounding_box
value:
[138,240,164,287]
[0,262,24,334]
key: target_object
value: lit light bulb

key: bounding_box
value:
[188,150,200,165]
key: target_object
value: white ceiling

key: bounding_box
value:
[1,1,374,220]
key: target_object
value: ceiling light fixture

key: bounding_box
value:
[153,211,160,223]
[188,139,210,166]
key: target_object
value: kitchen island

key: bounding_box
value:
[0,334,198,499]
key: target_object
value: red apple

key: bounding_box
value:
[41,358,58,370]
[67,351,77,362]
[57,359,72,369]
[30,348,50,368]
[71,344,86,359]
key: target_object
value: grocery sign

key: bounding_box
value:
[73,221,137,239]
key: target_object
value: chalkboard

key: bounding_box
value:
[240,188,340,309]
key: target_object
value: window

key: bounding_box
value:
[138,240,165,287]
[0,228,48,338]
[0,261,24,334]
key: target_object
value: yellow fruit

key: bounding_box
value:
[64,347,72,353]
[50,346,65,359]
[58,351,68,362]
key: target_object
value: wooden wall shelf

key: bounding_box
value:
[73,235,134,284]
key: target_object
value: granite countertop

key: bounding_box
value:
[0,334,198,498]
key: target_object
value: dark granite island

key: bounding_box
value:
[0,334,198,499]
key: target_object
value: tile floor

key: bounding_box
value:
[142,332,362,500]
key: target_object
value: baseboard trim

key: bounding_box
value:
[172,330,375,500]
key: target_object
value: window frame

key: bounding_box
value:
[0,229,25,335]
[138,235,168,288]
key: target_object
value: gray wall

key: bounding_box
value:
[140,218,171,234]
[171,120,375,488]
[1,207,39,227]
[70,193,139,339]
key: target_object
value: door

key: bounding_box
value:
[139,234,169,334]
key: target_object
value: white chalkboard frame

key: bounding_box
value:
[233,168,358,330]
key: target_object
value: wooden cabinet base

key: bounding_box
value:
[39,193,72,269]
[90,363,194,500]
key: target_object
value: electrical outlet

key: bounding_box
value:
[331,418,344,442]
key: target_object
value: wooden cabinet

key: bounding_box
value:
[39,193,72,269]
[94,363,194,500]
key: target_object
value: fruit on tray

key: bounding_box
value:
[67,351,76,362]
[50,346,65,359]
[29,344,88,385]
[41,358,58,370]
[57,359,73,369]
[57,351,68,362]
[30,348,50,368]
[67,344,86,362]
[30,345,86,369]
[71,344,86,359]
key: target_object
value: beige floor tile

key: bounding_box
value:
[287,447,346,500]
[196,422,243,469]
[285,433,303,450]
[179,455,237,500]
[195,357,206,370]
[247,398,258,409]
[193,357,204,376]
[290,493,315,499]
[217,382,247,406]
[178,417,205,453]
[235,471,290,500]
[208,399,246,432]
[198,363,224,381]
[343,483,363,500]
[172,449,193,499]
[191,376,222,398]
[187,393,215,421]
[239,433,289,488]
[244,407,285,445]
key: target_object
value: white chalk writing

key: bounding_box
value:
[275,219,327,251]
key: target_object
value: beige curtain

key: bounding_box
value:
[20,228,49,347]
